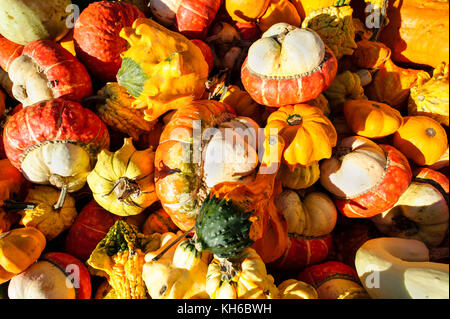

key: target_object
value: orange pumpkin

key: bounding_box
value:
[393,116,448,166]
[379,0,449,68]
[365,59,430,109]
[265,104,337,167]
[257,0,302,33]
[343,99,403,138]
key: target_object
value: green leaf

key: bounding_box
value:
[117,57,148,98]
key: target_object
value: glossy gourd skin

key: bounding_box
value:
[0,227,46,284]
[73,1,146,82]
[176,0,221,39]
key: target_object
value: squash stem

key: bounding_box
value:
[151,226,195,262]
[53,185,68,210]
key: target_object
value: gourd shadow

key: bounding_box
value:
[231,10,257,23]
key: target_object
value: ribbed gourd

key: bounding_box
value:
[94,83,156,140]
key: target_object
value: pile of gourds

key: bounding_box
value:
[0,0,448,300]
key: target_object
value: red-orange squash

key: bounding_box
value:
[241,23,338,107]
[176,0,221,39]
[73,1,145,82]
[0,35,23,72]
[7,40,93,107]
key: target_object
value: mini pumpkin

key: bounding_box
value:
[241,23,338,107]
[352,39,391,70]
[225,0,271,23]
[265,104,337,167]
[277,279,318,299]
[257,0,302,33]
[205,248,279,299]
[343,99,403,138]
[0,227,46,284]
[87,138,158,217]
[19,186,77,241]
[291,0,350,19]
[393,116,448,166]
[276,162,320,190]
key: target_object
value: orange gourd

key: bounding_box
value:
[265,104,337,167]
[225,0,271,23]
[343,99,403,138]
[393,116,448,166]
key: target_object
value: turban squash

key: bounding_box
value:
[155,99,260,232]
[116,18,209,122]
[0,35,23,72]
[2,98,110,209]
[241,23,338,107]
[73,0,146,82]
[7,40,93,107]
[320,136,412,218]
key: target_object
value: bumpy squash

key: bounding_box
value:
[323,71,366,112]
[94,83,156,140]
[87,138,158,217]
[265,104,337,167]
[0,227,46,284]
[205,248,279,299]
[393,116,448,166]
[0,0,71,45]
[87,220,161,299]
[116,18,209,122]
[19,186,77,241]
[73,1,145,82]
[302,5,357,60]
[408,63,449,126]
[343,99,403,138]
